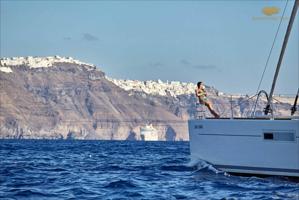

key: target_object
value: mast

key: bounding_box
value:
[291,88,299,115]
[264,0,299,115]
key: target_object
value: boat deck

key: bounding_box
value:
[201,117,298,120]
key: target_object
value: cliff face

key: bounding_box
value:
[109,78,296,119]
[0,57,296,140]
[0,57,187,140]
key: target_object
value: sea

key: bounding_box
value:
[0,140,298,200]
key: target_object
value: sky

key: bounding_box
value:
[0,0,298,95]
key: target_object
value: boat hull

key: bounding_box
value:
[188,118,299,177]
[140,130,159,141]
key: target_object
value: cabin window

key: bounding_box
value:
[264,133,273,140]
[273,132,295,141]
[194,125,203,129]
[263,132,295,141]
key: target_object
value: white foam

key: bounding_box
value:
[187,157,229,175]
[185,157,202,167]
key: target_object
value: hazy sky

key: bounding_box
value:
[1,0,298,95]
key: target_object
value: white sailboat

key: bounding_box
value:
[188,1,299,177]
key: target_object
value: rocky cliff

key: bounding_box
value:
[0,56,297,140]
[0,56,188,140]
[108,78,297,118]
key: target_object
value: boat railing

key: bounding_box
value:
[251,90,274,118]
[195,102,206,119]
[201,92,298,119]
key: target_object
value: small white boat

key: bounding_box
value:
[189,1,299,177]
[140,124,158,141]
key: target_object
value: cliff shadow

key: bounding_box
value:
[126,130,137,141]
[165,126,176,141]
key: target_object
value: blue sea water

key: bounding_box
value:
[0,140,298,200]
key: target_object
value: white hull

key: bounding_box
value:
[140,130,159,141]
[140,125,158,141]
[188,118,299,177]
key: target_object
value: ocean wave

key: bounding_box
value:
[0,140,298,199]
[186,157,229,176]
[104,179,138,189]
[160,165,194,172]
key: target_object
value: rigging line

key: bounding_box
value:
[272,96,296,104]
[249,0,289,116]
[272,97,284,104]
[217,94,258,116]
[255,0,289,95]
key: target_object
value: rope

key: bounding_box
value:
[217,94,258,117]
[272,96,291,104]
[216,94,297,118]
[255,0,289,95]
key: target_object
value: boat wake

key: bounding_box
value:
[185,157,229,176]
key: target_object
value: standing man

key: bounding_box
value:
[195,82,220,118]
